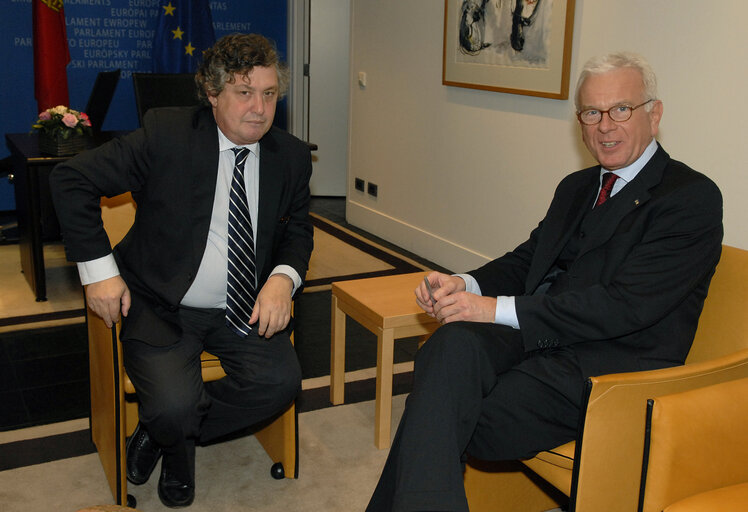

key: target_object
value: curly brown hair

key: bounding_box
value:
[195,33,290,103]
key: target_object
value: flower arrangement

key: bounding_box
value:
[32,105,93,139]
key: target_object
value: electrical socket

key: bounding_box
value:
[355,177,365,192]
[367,182,378,197]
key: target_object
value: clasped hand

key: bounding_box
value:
[416,272,497,324]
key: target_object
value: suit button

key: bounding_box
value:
[579,231,586,238]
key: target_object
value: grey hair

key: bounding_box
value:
[574,52,658,111]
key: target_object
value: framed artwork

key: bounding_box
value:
[443,0,576,99]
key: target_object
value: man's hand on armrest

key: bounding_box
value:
[85,275,131,328]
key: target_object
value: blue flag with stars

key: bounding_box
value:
[153,0,215,73]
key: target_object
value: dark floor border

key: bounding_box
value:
[296,371,413,413]
[0,307,86,327]
[0,372,413,472]
[0,428,95,471]
[305,215,424,288]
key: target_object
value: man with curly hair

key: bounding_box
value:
[51,33,313,508]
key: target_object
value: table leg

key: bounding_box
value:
[14,160,48,301]
[330,294,346,405]
[374,327,395,449]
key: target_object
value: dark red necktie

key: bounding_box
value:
[595,173,619,207]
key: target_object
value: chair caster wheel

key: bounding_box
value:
[127,494,137,508]
[270,462,285,479]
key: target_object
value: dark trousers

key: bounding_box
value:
[366,322,585,512]
[122,306,301,483]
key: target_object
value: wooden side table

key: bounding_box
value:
[330,272,440,448]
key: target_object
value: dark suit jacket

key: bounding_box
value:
[468,144,723,379]
[50,106,314,346]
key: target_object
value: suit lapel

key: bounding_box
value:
[524,145,669,291]
[256,128,284,276]
[188,107,221,269]
[576,145,668,259]
[525,171,599,291]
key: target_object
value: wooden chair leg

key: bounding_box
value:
[255,401,299,479]
[124,397,138,437]
[88,315,128,506]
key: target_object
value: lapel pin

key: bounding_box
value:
[634,199,640,206]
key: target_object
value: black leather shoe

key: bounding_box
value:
[158,465,195,508]
[126,422,162,485]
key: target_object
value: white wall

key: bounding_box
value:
[347,0,748,272]
[309,0,350,196]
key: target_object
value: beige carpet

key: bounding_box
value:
[304,213,428,292]
[0,242,83,333]
[0,396,405,512]
[306,216,395,284]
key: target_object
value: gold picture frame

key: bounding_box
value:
[443,0,576,99]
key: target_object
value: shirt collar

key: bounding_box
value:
[217,127,259,154]
[601,138,658,184]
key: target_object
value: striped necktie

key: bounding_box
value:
[226,147,257,337]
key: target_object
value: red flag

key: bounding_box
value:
[33,0,71,111]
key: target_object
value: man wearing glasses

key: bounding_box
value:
[367,52,723,511]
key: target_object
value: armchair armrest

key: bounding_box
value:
[663,483,748,512]
[639,377,748,511]
[570,348,748,511]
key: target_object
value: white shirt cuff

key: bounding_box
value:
[456,273,481,294]
[270,265,302,296]
[455,273,519,329]
[495,296,520,329]
[76,254,120,286]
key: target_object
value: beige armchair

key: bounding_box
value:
[88,194,297,507]
[464,245,748,511]
[638,377,748,511]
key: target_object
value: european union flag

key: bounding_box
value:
[153,0,216,73]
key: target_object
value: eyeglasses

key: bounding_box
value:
[576,99,655,126]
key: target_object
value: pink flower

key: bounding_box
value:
[39,111,52,121]
[80,112,92,127]
[62,113,78,128]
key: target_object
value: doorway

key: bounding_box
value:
[289,0,350,197]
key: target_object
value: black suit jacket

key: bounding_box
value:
[468,145,723,379]
[50,106,314,346]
